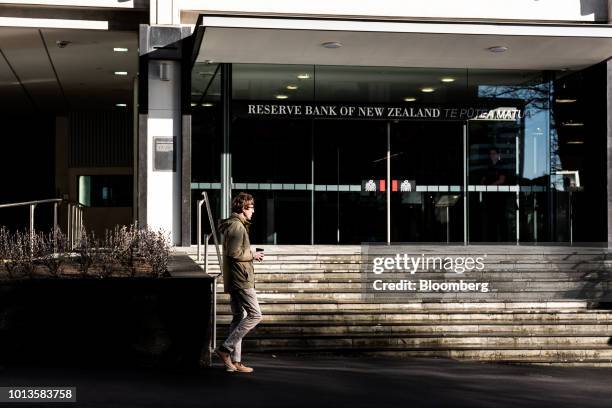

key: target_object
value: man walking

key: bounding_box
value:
[215,192,264,373]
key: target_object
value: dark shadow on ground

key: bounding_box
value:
[2,355,612,408]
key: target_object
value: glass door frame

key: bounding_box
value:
[385,120,468,245]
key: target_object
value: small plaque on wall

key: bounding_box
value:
[153,137,175,172]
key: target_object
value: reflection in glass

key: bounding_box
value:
[189,63,607,245]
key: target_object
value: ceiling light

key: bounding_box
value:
[421,88,435,93]
[275,95,288,100]
[286,85,298,90]
[190,103,197,107]
[202,103,214,107]
[562,122,584,127]
[441,77,455,83]
[403,97,416,102]
[487,46,509,53]
[321,41,342,49]
[198,71,214,76]
[556,99,577,103]
[297,73,310,80]
[113,47,128,52]
[115,103,127,107]
[114,71,128,76]
[567,141,584,144]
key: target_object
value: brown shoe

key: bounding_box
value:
[215,348,237,372]
[233,362,254,373]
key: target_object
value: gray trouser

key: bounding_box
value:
[222,288,262,362]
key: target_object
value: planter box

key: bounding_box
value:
[0,275,214,368]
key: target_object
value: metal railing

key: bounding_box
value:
[0,198,86,251]
[65,201,86,249]
[196,191,223,351]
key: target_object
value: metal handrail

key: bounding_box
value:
[0,198,62,253]
[196,191,223,352]
[0,198,86,251]
[196,191,223,269]
[66,201,86,249]
[0,198,63,209]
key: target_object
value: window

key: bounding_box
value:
[78,175,132,207]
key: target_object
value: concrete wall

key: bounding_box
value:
[174,0,609,25]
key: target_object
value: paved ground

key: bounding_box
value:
[1,355,612,408]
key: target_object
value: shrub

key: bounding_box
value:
[97,228,120,278]
[75,228,96,278]
[0,225,172,279]
[139,229,172,278]
[8,231,36,278]
[115,225,138,277]
[0,226,13,278]
[36,228,69,277]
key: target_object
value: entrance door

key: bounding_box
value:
[313,120,387,244]
[390,121,465,242]
[313,120,465,244]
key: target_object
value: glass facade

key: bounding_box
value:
[190,62,607,245]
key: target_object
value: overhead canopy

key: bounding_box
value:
[0,27,137,111]
[196,16,612,70]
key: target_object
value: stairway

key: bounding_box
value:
[190,245,612,366]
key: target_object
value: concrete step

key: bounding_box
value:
[217,312,612,324]
[216,300,592,311]
[302,349,612,364]
[215,281,607,291]
[198,246,612,365]
[188,250,610,261]
[237,336,612,349]
[215,292,604,302]
[199,260,612,269]
[217,323,612,336]
[218,271,612,280]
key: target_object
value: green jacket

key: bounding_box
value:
[218,213,255,292]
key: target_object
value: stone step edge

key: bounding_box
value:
[241,345,612,351]
[217,300,594,307]
[216,279,612,284]
[241,351,612,365]
[217,310,602,315]
[218,320,612,326]
[226,329,612,340]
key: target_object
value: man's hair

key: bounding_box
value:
[232,192,254,214]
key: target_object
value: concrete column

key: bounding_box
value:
[146,59,182,244]
[139,24,191,245]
